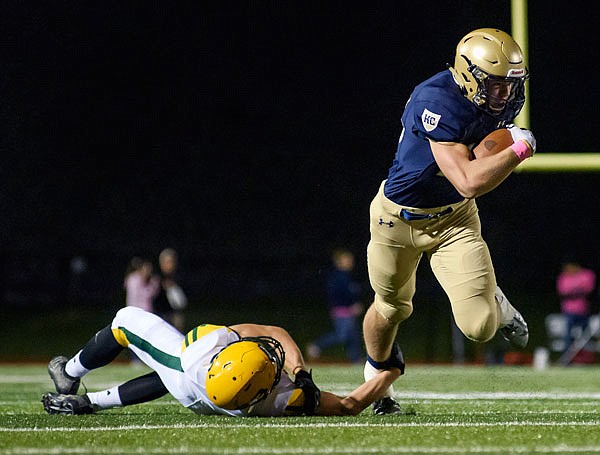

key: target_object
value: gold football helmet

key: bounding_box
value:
[206,336,284,410]
[449,28,528,121]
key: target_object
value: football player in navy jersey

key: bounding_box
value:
[362,28,536,415]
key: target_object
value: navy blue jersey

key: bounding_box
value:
[384,70,507,208]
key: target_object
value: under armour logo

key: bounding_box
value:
[379,218,394,228]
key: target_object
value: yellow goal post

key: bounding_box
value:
[515,153,600,173]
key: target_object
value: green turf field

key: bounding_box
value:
[1,363,599,454]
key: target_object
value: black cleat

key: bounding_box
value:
[373,396,403,415]
[48,356,80,395]
[42,392,95,415]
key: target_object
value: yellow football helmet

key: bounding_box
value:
[449,28,528,121]
[206,336,284,410]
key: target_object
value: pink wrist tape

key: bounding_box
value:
[511,140,532,161]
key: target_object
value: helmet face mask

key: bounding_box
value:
[450,28,528,122]
[206,336,285,410]
[469,67,526,119]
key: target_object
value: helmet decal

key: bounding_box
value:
[507,68,526,78]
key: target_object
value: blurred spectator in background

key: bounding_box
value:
[123,256,160,365]
[556,259,597,356]
[66,255,89,305]
[307,248,364,363]
[153,248,188,332]
[124,257,160,313]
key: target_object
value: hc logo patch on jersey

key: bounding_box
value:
[421,108,441,132]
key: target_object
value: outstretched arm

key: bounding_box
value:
[231,323,397,417]
[317,368,402,416]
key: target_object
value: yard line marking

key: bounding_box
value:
[3,445,600,454]
[7,389,600,400]
[2,373,600,400]
[311,388,600,400]
[0,375,49,383]
[392,392,600,400]
[2,421,600,432]
[412,399,600,406]
[304,391,600,400]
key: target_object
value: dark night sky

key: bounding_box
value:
[1,2,599,304]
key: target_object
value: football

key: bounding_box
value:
[472,128,514,159]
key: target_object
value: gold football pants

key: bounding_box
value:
[367,181,499,342]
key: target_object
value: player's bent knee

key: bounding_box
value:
[115,306,137,319]
[457,315,497,343]
[374,295,413,324]
[113,306,147,323]
[111,307,145,344]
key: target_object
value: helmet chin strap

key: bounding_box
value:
[467,66,526,122]
[488,100,508,114]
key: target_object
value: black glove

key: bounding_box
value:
[294,369,321,415]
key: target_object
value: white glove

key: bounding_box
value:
[507,126,536,153]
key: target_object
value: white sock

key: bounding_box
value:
[65,351,90,378]
[364,360,395,397]
[87,386,122,409]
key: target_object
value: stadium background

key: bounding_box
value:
[1,2,598,361]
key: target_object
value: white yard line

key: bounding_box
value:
[2,445,600,454]
[3,391,600,408]
[393,392,600,400]
[3,374,600,400]
[2,421,600,433]
[0,375,49,383]
[9,389,600,405]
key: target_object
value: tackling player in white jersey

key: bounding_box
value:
[42,306,403,417]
